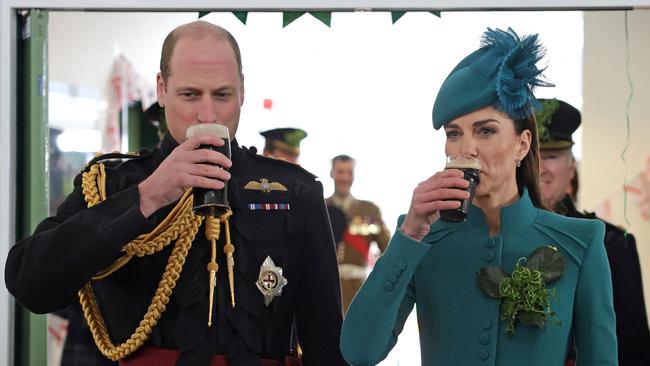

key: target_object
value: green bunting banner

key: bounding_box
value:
[199,11,441,26]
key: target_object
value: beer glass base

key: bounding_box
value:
[194,203,230,217]
[440,209,467,223]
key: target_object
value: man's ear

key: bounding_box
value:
[156,72,166,108]
[569,154,577,180]
[239,73,245,107]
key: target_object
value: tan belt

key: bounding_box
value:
[339,263,368,280]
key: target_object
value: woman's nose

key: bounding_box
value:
[458,136,478,157]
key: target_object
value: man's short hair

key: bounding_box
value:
[332,155,354,167]
[160,21,243,85]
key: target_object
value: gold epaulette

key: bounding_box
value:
[83,151,142,172]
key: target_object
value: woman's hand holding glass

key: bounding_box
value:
[399,169,470,241]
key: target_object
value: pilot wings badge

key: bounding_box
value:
[256,256,288,306]
[244,178,287,193]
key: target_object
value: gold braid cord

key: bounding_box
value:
[203,209,237,327]
[78,162,203,361]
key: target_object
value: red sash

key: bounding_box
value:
[119,347,301,366]
[343,230,371,260]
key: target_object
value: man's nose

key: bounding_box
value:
[196,98,218,124]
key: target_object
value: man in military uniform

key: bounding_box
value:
[536,98,650,366]
[6,21,346,366]
[260,128,307,164]
[325,155,390,313]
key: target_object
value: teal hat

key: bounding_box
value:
[432,28,552,129]
[260,127,307,154]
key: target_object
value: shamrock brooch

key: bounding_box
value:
[476,246,565,337]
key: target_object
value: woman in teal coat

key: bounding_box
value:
[340,28,617,366]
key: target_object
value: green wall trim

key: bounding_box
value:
[16,9,49,366]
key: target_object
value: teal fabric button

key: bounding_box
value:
[396,260,407,270]
[393,268,403,277]
[479,349,489,360]
[483,251,495,262]
[485,238,496,248]
[387,275,398,284]
[481,319,492,330]
[479,333,490,345]
[384,282,395,291]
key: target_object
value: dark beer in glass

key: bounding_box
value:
[439,154,481,223]
[186,124,231,216]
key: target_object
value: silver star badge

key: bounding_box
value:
[256,256,288,306]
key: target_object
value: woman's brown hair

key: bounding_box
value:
[513,115,547,210]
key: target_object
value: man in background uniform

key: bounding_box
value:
[6,21,346,366]
[536,98,650,366]
[260,128,307,164]
[326,155,390,313]
[259,127,346,245]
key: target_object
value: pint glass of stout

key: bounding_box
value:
[439,154,481,223]
[186,124,231,216]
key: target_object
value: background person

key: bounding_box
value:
[326,155,390,313]
[537,98,650,366]
[260,127,307,164]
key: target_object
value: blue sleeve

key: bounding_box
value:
[340,227,430,366]
[574,220,618,365]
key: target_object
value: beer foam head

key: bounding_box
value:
[445,155,481,170]
[186,123,230,140]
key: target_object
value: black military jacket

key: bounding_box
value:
[559,195,650,365]
[6,134,347,366]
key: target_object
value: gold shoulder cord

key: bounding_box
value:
[78,162,236,361]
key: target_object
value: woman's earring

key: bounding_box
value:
[516,160,522,168]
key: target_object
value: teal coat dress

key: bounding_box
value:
[340,191,617,366]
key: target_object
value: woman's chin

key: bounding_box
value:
[474,184,489,198]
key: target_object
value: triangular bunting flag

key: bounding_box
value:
[233,11,248,24]
[309,12,332,27]
[198,11,211,19]
[283,12,307,27]
[391,11,406,24]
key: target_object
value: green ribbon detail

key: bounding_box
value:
[476,246,565,337]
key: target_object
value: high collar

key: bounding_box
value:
[159,133,243,163]
[329,193,355,212]
[464,188,538,237]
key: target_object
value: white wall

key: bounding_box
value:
[582,10,650,319]
[49,11,583,233]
